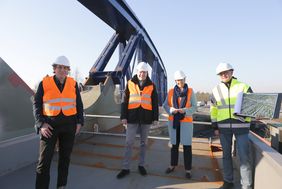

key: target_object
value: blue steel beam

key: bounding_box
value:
[114,33,140,76]
[78,0,167,104]
[78,0,166,71]
[77,0,138,40]
[88,33,140,85]
[89,33,120,73]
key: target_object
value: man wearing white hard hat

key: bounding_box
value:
[210,63,253,189]
[33,56,84,189]
[117,61,159,179]
[163,70,197,179]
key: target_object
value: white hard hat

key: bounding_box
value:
[136,61,149,72]
[174,70,186,80]
[216,63,233,75]
[53,56,70,67]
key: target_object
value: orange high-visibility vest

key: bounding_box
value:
[127,80,153,110]
[167,88,193,123]
[42,76,77,116]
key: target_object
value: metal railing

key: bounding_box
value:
[82,114,213,144]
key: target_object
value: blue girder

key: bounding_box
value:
[78,0,167,104]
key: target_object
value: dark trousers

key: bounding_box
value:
[36,123,76,189]
[170,125,192,170]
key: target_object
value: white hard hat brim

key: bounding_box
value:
[136,62,149,72]
[174,70,186,80]
[52,63,70,67]
[53,56,70,67]
[217,68,233,75]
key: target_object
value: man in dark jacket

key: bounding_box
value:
[116,61,159,179]
[33,56,84,189]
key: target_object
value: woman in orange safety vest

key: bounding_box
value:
[163,70,197,179]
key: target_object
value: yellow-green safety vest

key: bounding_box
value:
[210,79,251,123]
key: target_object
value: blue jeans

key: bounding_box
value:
[219,132,252,189]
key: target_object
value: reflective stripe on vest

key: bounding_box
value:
[218,123,250,129]
[127,80,153,110]
[167,87,193,123]
[42,76,77,116]
[211,79,251,123]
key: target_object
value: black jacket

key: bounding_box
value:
[33,76,84,134]
[120,75,159,124]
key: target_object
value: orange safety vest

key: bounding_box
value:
[167,88,193,123]
[127,80,153,110]
[42,76,77,116]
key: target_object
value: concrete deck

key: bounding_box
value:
[0,134,241,189]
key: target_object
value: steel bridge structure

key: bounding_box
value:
[78,0,167,105]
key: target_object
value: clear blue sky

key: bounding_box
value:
[1,0,282,92]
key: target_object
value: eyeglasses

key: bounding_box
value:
[219,71,231,76]
[56,65,70,70]
[175,79,184,82]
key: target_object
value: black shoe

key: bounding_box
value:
[219,181,234,189]
[116,169,130,179]
[165,167,175,174]
[138,166,147,176]
[185,171,191,179]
